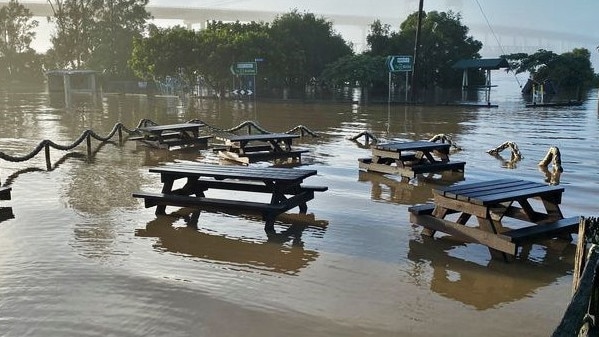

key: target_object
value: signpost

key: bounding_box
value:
[387,55,413,72]
[230,62,257,76]
[386,55,413,103]
[230,62,258,98]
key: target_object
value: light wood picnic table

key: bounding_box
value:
[216,133,307,164]
[358,140,465,179]
[409,178,579,261]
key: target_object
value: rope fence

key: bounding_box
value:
[0,122,140,172]
[0,119,319,183]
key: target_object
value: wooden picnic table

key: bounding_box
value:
[408,178,579,261]
[216,133,307,164]
[131,122,211,149]
[358,140,465,179]
[132,163,327,232]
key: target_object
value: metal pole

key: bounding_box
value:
[411,0,424,103]
[388,72,391,104]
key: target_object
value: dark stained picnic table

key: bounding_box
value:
[132,122,210,149]
[409,178,579,261]
[133,163,327,232]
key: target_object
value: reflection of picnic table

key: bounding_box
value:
[409,178,579,261]
[133,163,327,232]
[358,140,465,179]
[407,236,575,309]
[358,170,464,205]
[135,212,325,275]
[130,122,211,150]
[216,133,308,164]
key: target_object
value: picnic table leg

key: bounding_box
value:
[477,217,513,261]
[186,210,201,229]
[156,177,175,215]
[299,203,308,214]
[264,214,276,233]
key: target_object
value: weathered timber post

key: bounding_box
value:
[86,132,92,158]
[44,142,51,170]
[486,141,522,161]
[539,146,563,172]
[118,125,123,145]
[552,217,599,337]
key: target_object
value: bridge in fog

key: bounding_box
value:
[4,1,597,57]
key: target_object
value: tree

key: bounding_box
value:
[87,0,150,79]
[269,10,353,98]
[46,0,149,78]
[0,0,39,80]
[130,24,200,88]
[399,10,482,90]
[503,48,596,91]
[196,21,273,97]
[366,10,482,92]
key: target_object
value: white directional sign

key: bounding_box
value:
[231,89,254,96]
[387,55,413,72]
[230,62,258,75]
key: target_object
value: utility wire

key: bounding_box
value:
[473,0,523,88]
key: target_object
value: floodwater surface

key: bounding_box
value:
[0,75,598,336]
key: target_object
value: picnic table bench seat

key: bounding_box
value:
[503,216,580,244]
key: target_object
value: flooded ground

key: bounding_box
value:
[0,74,598,336]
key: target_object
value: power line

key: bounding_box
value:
[473,0,522,88]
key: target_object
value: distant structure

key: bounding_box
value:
[452,58,509,106]
[46,70,102,108]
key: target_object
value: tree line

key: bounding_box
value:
[0,0,597,100]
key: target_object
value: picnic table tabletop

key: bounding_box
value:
[150,163,317,183]
[375,140,451,152]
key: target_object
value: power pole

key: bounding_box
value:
[411,0,424,103]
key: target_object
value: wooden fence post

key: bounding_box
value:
[86,132,92,158]
[44,143,51,170]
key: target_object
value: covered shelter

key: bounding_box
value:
[452,58,509,106]
[46,69,102,108]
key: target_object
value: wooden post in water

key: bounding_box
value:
[118,125,123,145]
[44,143,51,170]
[552,217,599,337]
[86,132,92,158]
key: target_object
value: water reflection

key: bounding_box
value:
[136,209,327,275]
[489,153,521,169]
[358,170,464,205]
[539,165,562,185]
[407,236,574,310]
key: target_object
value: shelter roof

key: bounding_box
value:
[452,58,509,70]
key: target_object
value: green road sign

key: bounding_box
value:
[230,62,257,75]
[387,55,413,72]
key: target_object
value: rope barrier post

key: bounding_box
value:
[44,143,51,170]
[118,124,123,145]
[86,132,92,158]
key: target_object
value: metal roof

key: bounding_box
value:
[452,58,509,70]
